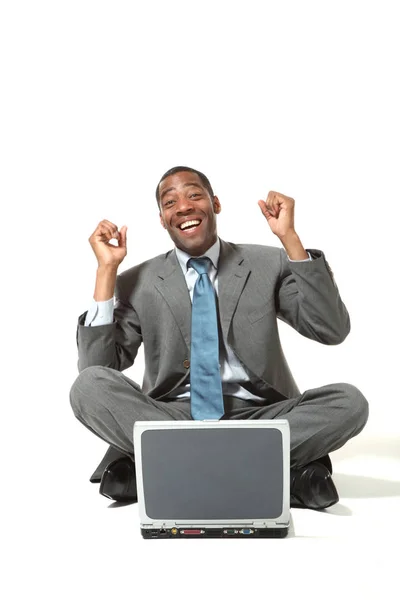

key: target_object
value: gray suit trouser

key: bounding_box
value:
[70,366,369,468]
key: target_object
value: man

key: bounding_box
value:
[70,166,368,509]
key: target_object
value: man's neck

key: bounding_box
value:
[175,238,220,272]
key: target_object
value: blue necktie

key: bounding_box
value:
[188,257,224,420]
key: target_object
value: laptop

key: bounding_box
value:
[133,419,290,539]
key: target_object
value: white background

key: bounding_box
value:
[1,1,399,599]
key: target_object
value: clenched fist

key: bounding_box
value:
[258,191,295,239]
[89,220,128,269]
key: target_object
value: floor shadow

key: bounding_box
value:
[332,435,400,461]
[324,502,352,516]
[108,499,137,508]
[333,473,400,498]
[287,513,296,537]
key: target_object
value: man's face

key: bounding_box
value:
[158,171,221,256]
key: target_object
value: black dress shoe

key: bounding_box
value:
[99,457,137,503]
[90,446,128,483]
[290,461,339,510]
[316,454,333,474]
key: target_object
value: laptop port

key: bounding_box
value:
[179,529,205,535]
[239,529,254,535]
[223,529,238,535]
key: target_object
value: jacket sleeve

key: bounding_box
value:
[76,276,142,373]
[276,248,350,345]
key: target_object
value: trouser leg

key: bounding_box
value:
[71,369,369,472]
[70,366,192,457]
[223,383,369,468]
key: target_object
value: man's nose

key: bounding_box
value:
[175,196,194,213]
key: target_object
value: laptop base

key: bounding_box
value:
[141,526,288,539]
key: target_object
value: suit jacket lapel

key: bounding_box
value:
[218,239,251,339]
[153,240,251,349]
[154,250,192,350]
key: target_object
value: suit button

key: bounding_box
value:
[183,359,190,369]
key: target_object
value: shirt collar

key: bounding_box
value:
[175,238,220,273]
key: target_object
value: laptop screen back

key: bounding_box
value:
[141,427,284,520]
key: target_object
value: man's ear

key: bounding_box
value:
[213,196,221,214]
[160,213,166,229]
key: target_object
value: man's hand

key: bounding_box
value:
[258,192,308,260]
[258,191,295,240]
[89,220,128,269]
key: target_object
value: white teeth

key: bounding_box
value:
[180,220,201,230]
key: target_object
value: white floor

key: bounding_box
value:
[7,426,399,600]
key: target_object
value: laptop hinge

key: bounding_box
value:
[143,521,177,529]
[253,521,267,528]
[253,520,290,528]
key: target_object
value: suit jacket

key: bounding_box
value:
[76,239,350,404]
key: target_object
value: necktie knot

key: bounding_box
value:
[188,257,211,276]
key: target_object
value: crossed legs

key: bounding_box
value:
[70,366,369,469]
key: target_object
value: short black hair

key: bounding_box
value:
[156,166,215,208]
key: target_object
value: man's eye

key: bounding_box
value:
[190,193,201,198]
[165,199,174,206]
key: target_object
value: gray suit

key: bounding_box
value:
[71,239,368,469]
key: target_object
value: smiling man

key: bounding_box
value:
[70,166,368,509]
[158,171,221,256]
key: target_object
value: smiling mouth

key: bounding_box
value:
[178,219,202,233]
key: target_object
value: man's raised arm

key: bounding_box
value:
[76,220,142,372]
[258,191,350,344]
